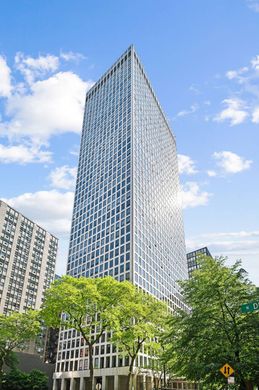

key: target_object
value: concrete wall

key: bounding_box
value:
[16,352,55,390]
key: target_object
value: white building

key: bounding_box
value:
[0,200,58,315]
[54,46,188,390]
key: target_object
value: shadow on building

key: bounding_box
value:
[16,351,55,390]
[53,374,197,390]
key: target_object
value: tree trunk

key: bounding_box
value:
[0,357,4,388]
[0,370,3,389]
[237,379,253,390]
[234,349,247,390]
[89,344,94,390]
[127,357,135,390]
[163,364,166,388]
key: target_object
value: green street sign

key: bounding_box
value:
[241,301,259,313]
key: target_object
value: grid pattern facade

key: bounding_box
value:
[55,46,188,378]
[56,329,129,374]
[132,52,187,310]
[187,246,212,277]
[67,48,132,282]
[0,200,58,314]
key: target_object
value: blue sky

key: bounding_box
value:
[0,0,258,283]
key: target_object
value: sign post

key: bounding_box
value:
[241,301,259,314]
[228,376,235,385]
[220,363,235,388]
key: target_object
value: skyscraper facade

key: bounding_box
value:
[187,246,212,278]
[0,200,58,315]
[54,46,187,390]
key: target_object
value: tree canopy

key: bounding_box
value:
[41,275,170,390]
[2,369,48,390]
[0,310,41,387]
[163,256,259,389]
[113,289,169,390]
[40,275,136,390]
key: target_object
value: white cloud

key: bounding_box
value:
[176,104,198,118]
[60,51,86,62]
[214,98,248,126]
[251,55,259,71]
[0,56,12,97]
[201,231,259,239]
[225,55,259,87]
[69,145,80,156]
[225,67,249,81]
[246,0,259,13]
[186,231,259,258]
[0,51,94,148]
[178,154,197,175]
[189,85,200,94]
[4,190,75,276]
[0,143,52,164]
[213,151,252,174]
[223,54,259,121]
[181,182,211,209]
[4,190,74,236]
[15,52,59,84]
[49,165,77,190]
[252,106,259,123]
[1,71,93,144]
[207,170,217,177]
[187,238,259,254]
[186,230,259,284]
[226,70,239,80]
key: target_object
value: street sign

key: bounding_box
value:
[241,301,259,314]
[220,363,234,378]
[228,377,235,384]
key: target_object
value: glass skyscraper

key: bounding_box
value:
[187,247,212,278]
[54,46,188,390]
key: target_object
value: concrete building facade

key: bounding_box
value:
[0,200,58,315]
[54,46,188,390]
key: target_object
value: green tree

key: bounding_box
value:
[2,369,28,390]
[113,290,168,390]
[40,275,135,390]
[2,369,48,390]
[27,369,48,390]
[147,342,169,390]
[0,311,40,387]
[163,256,259,390]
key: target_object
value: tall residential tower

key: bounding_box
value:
[54,46,188,390]
[0,200,58,314]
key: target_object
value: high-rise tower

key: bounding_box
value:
[187,247,212,278]
[54,46,188,390]
[0,200,57,315]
